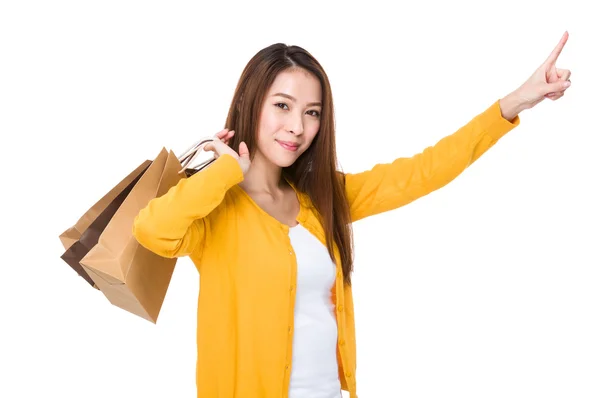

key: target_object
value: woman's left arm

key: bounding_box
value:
[346,31,572,222]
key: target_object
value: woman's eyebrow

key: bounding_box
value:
[272,92,322,107]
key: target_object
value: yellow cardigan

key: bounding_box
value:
[132,99,519,398]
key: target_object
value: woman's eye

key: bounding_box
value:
[275,103,319,118]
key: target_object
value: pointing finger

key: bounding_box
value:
[544,31,569,67]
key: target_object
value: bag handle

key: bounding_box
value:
[177,137,217,174]
[177,137,214,163]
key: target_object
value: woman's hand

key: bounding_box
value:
[204,128,251,175]
[500,31,572,120]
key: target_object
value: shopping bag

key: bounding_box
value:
[59,160,152,287]
[79,145,204,323]
[59,136,218,322]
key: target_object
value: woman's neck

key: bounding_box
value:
[239,151,287,196]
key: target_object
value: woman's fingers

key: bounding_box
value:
[215,128,236,146]
[202,129,239,164]
[544,68,571,99]
[216,128,235,138]
[547,92,564,101]
[197,130,249,174]
[558,68,571,82]
[223,129,235,144]
[215,128,230,140]
[203,136,223,154]
[204,132,239,157]
[545,90,565,100]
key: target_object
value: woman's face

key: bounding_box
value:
[254,68,322,168]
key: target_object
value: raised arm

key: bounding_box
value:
[345,100,519,222]
[133,153,244,258]
[345,31,571,222]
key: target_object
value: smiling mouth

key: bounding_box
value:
[276,140,300,152]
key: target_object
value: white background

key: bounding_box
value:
[1,0,598,397]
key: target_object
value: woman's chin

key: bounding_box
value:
[266,149,302,168]
[273,157,297,168]
[256,145,305,169]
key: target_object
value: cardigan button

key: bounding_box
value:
[345,372,352,378]
[339,339,345,346]
[337,305,343,312]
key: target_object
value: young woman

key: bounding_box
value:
[133,33,571,398]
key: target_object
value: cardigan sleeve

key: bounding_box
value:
[132,153,244,258]
[344,100,520,222]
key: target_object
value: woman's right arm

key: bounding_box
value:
[132,153,244,258]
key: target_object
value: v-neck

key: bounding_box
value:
[232,180,307,231]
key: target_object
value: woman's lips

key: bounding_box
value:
[276,140,299,152]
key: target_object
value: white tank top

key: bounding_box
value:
[287,223,342,398]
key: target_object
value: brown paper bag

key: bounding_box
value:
[79,147,185,323]
[59,160,152,287]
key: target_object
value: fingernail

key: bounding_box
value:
[563,81,571,88]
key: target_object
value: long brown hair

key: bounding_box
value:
[223,43,355,285]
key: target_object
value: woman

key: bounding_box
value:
[132,33,571,398]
